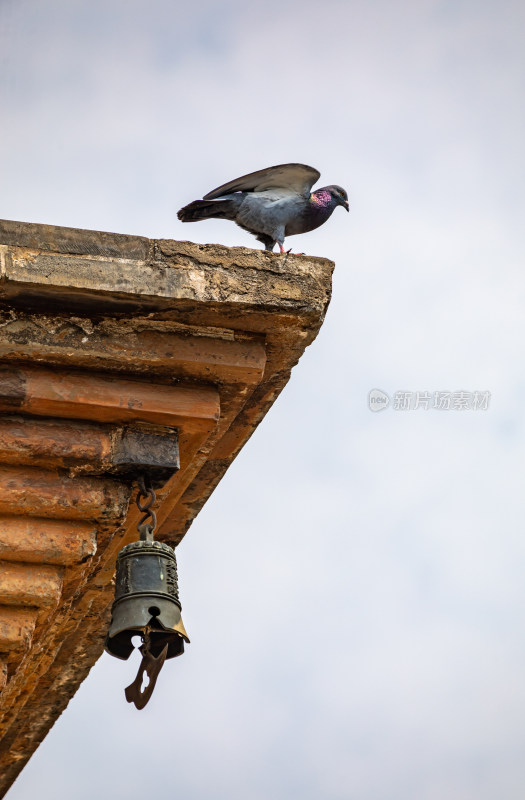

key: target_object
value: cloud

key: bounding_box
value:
[2,1,525,798]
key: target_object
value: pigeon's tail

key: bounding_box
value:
[177,198,239,223]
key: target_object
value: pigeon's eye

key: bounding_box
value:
[339,191,345,197]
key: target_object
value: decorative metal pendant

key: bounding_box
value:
[104,476,189,709]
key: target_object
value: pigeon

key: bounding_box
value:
[177,163,349,253]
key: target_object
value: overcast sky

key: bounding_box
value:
[2,1,525,798]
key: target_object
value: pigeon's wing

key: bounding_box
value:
[203,163,320,200]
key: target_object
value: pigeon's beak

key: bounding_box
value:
[343,200,349,212]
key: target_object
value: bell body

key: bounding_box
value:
[105,539,189,660]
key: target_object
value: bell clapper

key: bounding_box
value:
[125,629,169,710]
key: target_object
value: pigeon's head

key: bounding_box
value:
[326,185,350,212]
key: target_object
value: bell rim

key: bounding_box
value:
[107,605,190,644]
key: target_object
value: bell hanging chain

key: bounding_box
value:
[136,473,157,542]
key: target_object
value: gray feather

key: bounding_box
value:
[203,163,320,200]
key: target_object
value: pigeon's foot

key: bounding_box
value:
[280,247,306,257]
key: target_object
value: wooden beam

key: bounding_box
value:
[0,417,179,480]
[0,367,220,434]
[0,417,110,469]
[0,467,129,522]
[0,563,62,609]
[0,518,96,565]
[0,607,37,653]
[0,318,267,385]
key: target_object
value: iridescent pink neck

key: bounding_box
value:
[310,190,332,207]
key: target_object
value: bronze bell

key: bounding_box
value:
[105,538,189,661]
[105,476,190,708]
